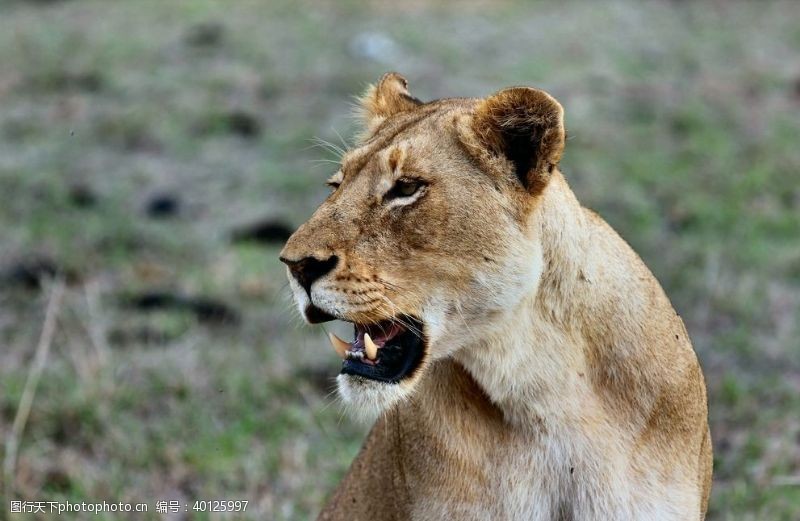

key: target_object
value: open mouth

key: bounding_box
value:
[328,316,426,384]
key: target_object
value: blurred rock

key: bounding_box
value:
[68,184,97,208]
[43,468,72,493]
[125,291,182,311]
[231,219,293,245]
[1,256,63,289]
[190,297,240,324]
[193,110,262,139]
[348,32,400,64]
[123,291,240,325]
[185,22,225,47]
[226,110,261,138]
[145,192,180,218]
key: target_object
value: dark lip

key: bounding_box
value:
[340,316,426,384]
[304,304,336,324]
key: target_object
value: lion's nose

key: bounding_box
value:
[279,254,339,296]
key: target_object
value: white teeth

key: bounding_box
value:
[328,332,350,359]
[364,333,378,360]
[346,350,364,360]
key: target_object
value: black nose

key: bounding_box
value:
[279,255,338,295]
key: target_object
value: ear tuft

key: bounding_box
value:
[357,72,423,133]
[471,87,565,193]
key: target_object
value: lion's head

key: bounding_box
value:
[280,73,565,416]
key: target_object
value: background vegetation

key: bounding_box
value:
[0,1,798,519]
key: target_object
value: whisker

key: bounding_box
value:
[316,386,343,415]
[453,298,477,340]
[331,127,352,151]
[375,295,424,338]
[309,136,346,158]
[309,158,342,166]
[375,277,407,292]
[300,139,338,155]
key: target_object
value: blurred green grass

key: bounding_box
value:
[0,0,798,519]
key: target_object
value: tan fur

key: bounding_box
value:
[281,74,712,520]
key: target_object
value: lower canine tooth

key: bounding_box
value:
[328,333,350,359]
[364,333,378,360]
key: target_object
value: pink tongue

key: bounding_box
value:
[355,322,404,349]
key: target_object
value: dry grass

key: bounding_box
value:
[4,280,64,502]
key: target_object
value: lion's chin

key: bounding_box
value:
[336,373,417,423]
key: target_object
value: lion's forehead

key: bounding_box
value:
[341,107,467,178]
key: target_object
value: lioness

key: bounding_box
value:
[280,73,712,520]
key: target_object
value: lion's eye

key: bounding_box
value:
[387,179,423,200]
[326,171,343,191]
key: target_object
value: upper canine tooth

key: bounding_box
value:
[364,333,378,360]
[328,332,350,359]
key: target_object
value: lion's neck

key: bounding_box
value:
[455,172,600,426]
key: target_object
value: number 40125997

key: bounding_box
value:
[192,500,248,512]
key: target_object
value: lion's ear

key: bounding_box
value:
[358,72,423,133]
[471,87,565,194]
